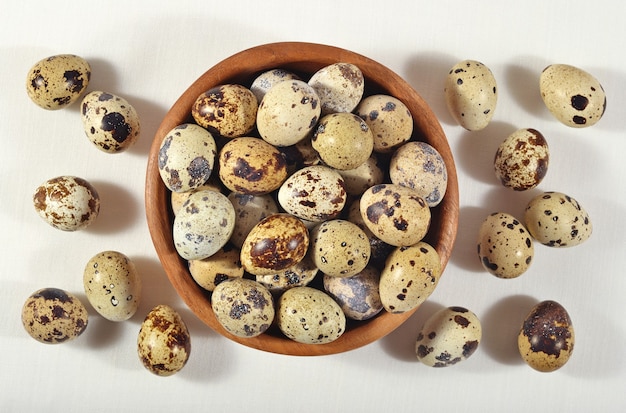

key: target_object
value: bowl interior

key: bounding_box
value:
[145,42,459,356]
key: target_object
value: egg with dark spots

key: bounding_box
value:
[192,84,257,138]
[355,94,413,153]
[188,244,244,291]
[346,199,395,270]
[323,266,382,321]
[310,219,371,278]
[256,252,319,294]
[250,68,301,102]
[494,128,549,191]
[308,62,364,115]
[518,300,574,372]
[312,112,373,170]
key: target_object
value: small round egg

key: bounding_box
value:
[227,192,279,248]
[192,84,258,138]
[308,62,364,115]
[188,244,244,291]
[310,219,371,278]
[494,128,549,191]
[416,306,482,367]
[337,155,385,196]
[137,304,190,376]
[323,266,382,321]
[256,252,319,294]
[21,287,88,344]
[32,175,100,231]
[83,251,141,322]
[518,300,574,372]
[171,179,222,216]
[477,212,534,279]
[250,68,301,102]
[540,64,606,128]
[312,112,374,170]
[390,141,448,207]
[26,54,91,110]
[523,191,592,247]
[211,278,275,338]
[81,91,141,153]
[355,94,413,153]
[277,286,346,344]
[444,60,498,131]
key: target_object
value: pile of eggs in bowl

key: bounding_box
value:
[157,63,449,345]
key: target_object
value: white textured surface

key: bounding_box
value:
[1,1,625,411]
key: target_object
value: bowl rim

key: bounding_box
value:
[145,41,459,356]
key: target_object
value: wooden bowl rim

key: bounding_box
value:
[145,41,459,356]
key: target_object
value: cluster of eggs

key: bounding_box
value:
[22,54,190,377]
[158,63,450,345]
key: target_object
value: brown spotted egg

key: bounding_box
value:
[312,112,374,170]
[310,219,371,278]
[337,155,385,196]
[477,212,534,279]
[26,54,91,110]
[355,94,413,153]
[444,60,498,131]
[32,175,100,231]
[323,266,382,321]
[170,179,223,216]
[256,252,319,294]
[21,288,88,344]
[227,192,279,248]
[494,128,549,191]
[81,91,140,153]
[540,64,606,128]
[308,62,364,115]
[523,191,592,247]
[192,84,257,138]
[346,199,395,269]
[416,306,482,367]
[137,305,190,376]
[250,68,301,102]
[188,244,244,291]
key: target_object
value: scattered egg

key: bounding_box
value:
[494,128,549,191]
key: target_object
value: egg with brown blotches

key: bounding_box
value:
[494,128,549,191]
[355,94,413,153]
[192,84,257,138]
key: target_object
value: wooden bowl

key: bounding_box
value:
[145,42,459,356]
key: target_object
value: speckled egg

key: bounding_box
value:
[310,219,371,278]
[494,128,549,191]
[81,91,140,153]
[523,191,592,247]
[218,137,288,195]
[26,54,91,110]
[312,112,374,170]
[416,306,482,367]
[359,183,431,247]
[211,278,275,338]
[355,94,413,153]
[323,266,382,321]
[346,199,395,269]
[171,179,222,216]
[444,60,497,131]
[379,242,441,313]
[278,165,347,222]
[250,68,301,102]
[256,252,319,294]
[337,155,384,196]
[83,251,141,322]
[308,62,364,115]
[279,138,321,175]
[477,212,534,278]
[227,192,279,248]
[137,304,190,376]
[172,190,235,260]
[518,300,574,372]
[22,288,88,344]
[188,244,244,291]
[257,79,321,147]
[240,213,309,276]
[390,141,448,207]
[277,286,346,344]
[540,64,606,128]
[32,175,100,231]
[192,84,257,138]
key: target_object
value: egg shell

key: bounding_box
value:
[188,244,244,291]
[416,306,482,367]
[240,213,309,276]
[171,179,223,216]
[308,62,364,115]
[389,141,448,207]
[250,68,301,102]
[323,266,382,321]
[346,199,395,269]
[379,242,441,313]
[32,175,100,231]
[310,219,371,278]
[191,84,257,138]
[256,79,321,147]
[21,288,88,344]
[518,300,574,372]
[444,60,497,131]
[137,304,190,376]
[81,91,141,153]
[256,252,319,294]
[278,138,321,175]
[26,54,91,110]
[355,94,413,153]
[523,191,592,247]
[83,251,141,322]
[477,212,534,279]
[157,123,216,192]
[359,183,431,247]
[540,64,606,128]
[337,155,385,196]
[172,190,235,260]
[278,165,347,222]
[494,128,549,191]
[211,278,275,338]
[218,137,288,195]
[277,286,346,344]
[311,112,374,170]
[227,192,279,248]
